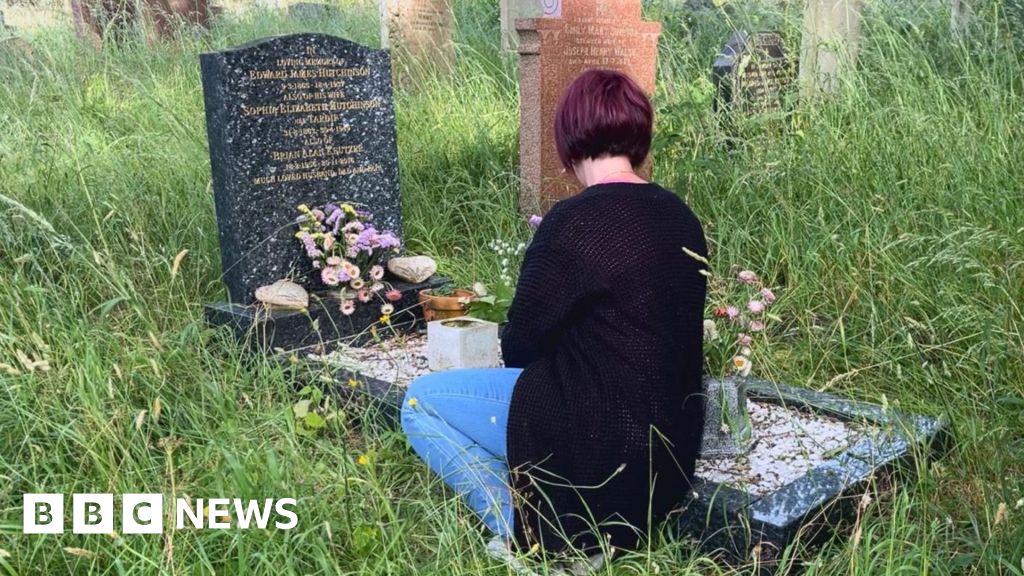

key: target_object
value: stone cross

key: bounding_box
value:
[516,0,660,214]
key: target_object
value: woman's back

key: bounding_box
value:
[502,182,708,553]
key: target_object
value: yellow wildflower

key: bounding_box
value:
[379,314,391,325]
[357,454,370,466]
[348,377,359,388]
[408,397,418,408]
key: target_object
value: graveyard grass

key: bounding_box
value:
[0,1,1022,574]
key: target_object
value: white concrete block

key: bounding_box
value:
[427,316,500,371]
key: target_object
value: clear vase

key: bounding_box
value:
[699,376,753,459]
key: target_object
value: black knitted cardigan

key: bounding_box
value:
[501,182,708,554]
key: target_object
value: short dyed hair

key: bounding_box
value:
[554,69,654,170]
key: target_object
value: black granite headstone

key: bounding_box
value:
[201,33,401,304]
[712,31,794,116]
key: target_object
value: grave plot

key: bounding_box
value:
[307,334,948,564]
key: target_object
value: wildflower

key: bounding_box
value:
[726,306,740,320]
[702,319,719,342]
[386,289,402,302]
[370,265,385,280]
[379,314,391,325]
[760,288,776,304]
[732,355,752,377]
[340,300,356,316]
[326,256,343,266]
[321,266,342,286]
[737,270,758,285]
[311,209,325,221]
[347,264,361,279]
[408,397,418,408]
[748,300,765,314]
[322,234,335,251]
[357,289,372,303]
[350,277,366,290]
[357,454,370,466]
[749,320,765,332]
[737,333,752,346]
[341,203,357,215]
[381,303,395,315]
[371,282,385,292]
[713,307,728,318]
[528,214,543,229]
[348,377,359,388]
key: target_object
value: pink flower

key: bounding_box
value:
[326,256,342,267]
[737,270,759,285]
[760,288,776,304]
[323,234,335,251]
[737,333,752,346]
[340,300,356,316]
[357,289,372,303]
[321,266,341,286]
[528,214,543,230]
[370,265,384,280]
[748,300,765,314]
[726,306,740,320]
[371,282,385,292]
[749,320,765,332]
[350,277,365,290]
[386,289,402,302]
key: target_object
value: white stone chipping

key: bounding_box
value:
[316,332,873,497]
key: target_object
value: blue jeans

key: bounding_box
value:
[401,368,520,539]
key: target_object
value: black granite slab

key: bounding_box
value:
[206,277,450,352]
[675,379,949,566]
[318,367,949,565]
[200,33,401,304]
[712,31,794,117]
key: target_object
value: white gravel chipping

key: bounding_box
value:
[316,332,873,497]
[695,401,874,496]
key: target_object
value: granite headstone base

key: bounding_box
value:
[205,277,450,352]
[305,366,948,565]
[671,380,949,567]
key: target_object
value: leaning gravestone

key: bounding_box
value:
[380,0,455,77]
[516,0,660,215]
[712,31,794,117]
[200,34,446,351]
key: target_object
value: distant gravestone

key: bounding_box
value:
[379,0,455,76]
[70,0,210,47]
[517,0,660,214]
[712,31,794,116]
[200,33,401,304]
[499,0,560,51]
[799,0,862,96]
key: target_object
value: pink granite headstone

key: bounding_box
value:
[516,0,660,214]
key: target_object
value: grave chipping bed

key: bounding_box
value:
[309,331,948,564]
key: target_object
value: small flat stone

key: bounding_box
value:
[387,256,437,284]
[254,280,308,309]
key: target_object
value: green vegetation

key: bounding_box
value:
[0,0,1021,573]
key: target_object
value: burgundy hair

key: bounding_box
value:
[553,69,654,170]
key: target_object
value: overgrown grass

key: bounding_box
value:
[1,0,1022,573]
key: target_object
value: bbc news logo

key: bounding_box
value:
[23,494,298,534]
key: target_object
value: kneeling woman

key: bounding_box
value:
[402,69,708,558]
